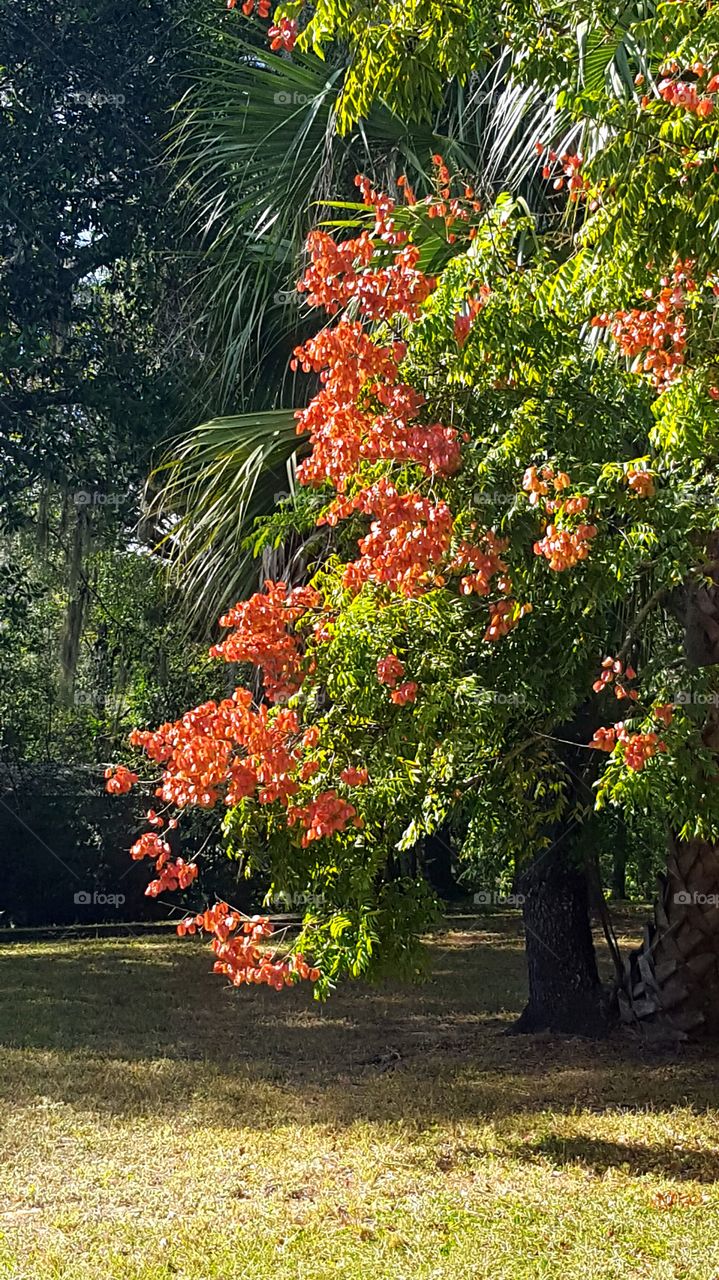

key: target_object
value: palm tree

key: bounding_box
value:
[169,35,513,413]
[149,410,302,629]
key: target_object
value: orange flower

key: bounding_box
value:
[390,681,418,705]
[268,16,297,51]
[626,469,655,498]
[340,766,369,786]
[377,655,405,687]
[104,765,138,795]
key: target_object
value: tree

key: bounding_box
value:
[110,1,719,1032]
[0,0,236,721]
[0,0,215,506]
[0,0,251,925]
[268,0,644,132]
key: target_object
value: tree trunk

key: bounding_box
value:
[59,504,90,705]
[36,481,49,554]
[611,840,627,900]
[423,826,463,900]
[513,848,608,1036]
[618,547,719,1039]
[618,837,719,1038]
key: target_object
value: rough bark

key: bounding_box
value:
[619,546,719,1038]
[59,504,90,705]
[618,837,719,1039]
[683,549,719,667]
[513,848,608,1036]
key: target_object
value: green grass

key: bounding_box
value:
[1,917,719,1279]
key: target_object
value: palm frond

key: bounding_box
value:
[149,410,306,630]
[171,41,345,409]
[170,33,510,411]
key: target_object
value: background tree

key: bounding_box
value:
[0,0,240,924]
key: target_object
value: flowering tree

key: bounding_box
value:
[108,0,719,1035]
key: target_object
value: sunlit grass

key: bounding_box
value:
[1,918,718,1279]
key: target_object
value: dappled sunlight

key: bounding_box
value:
[1,932,719,1280]
[0,925,718,1129]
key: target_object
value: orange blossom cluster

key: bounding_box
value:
[592,655,639,702]
[535,143,590,201]
[327,479,455,596]
[129,830,198,898]
[127,685,303,809]
[177,906,319,988]
[376,654,418,702]
[291,322,460,490]
[230,0,270,13]
[377,654,405,686]
[104,764,138,794]
[288,791,361,846]
[297,224,435,322]
[268,16,297,49]
[209,579,320,703]
[626,468,656,498]
[590,723,668,771]
[649,62,719,116]
[454,286,492,346]
[484,599,532,642]
[230,0,298,54]
[523,466,597,571]
[291,205,524,617]
[591,262,694,391]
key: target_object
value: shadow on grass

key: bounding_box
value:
[1,916,718,1135]
[514,1135,719,1183]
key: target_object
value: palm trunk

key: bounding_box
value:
[618,837,719,1038]
[619,549,719,1038]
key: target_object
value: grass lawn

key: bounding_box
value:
[1,916,718,1279]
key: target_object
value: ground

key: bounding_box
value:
[1,915,718,1279]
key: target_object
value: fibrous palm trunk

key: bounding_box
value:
[618,837,719,1038]
[619,555,719,1038]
